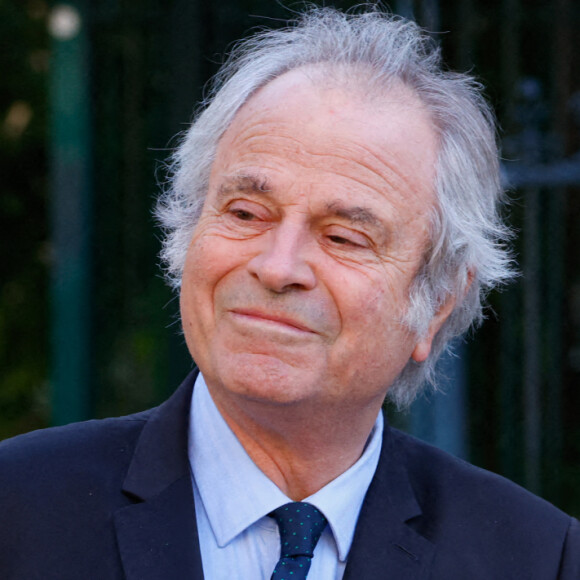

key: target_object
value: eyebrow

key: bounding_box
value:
[216,174,271,200]
[325,201,383,229]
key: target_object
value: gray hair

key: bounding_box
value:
[156,6,514,408]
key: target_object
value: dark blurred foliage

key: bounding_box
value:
[0,0,50,439]
[1,0,579,516]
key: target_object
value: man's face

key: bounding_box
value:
[180,69,444,414]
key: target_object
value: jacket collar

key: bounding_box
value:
[343,421,436,580]
[114,369,205,579]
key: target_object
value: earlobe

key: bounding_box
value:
[410,269,474,363]
[410,294,457,363]
[411,339,433,363]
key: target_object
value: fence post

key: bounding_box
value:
[48,1,93,425]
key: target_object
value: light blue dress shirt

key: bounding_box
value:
[188,373,383,579]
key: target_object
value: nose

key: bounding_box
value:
[247,223,317,293]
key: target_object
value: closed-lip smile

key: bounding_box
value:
[229,308,316,334]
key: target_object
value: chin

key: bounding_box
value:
[213,351,321,406]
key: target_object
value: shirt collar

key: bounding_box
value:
[188,373,383,562]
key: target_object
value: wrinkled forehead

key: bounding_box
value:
[213,65,439,202]
[213,65,440,205]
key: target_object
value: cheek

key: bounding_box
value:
[180,231,256,338]
[332,274,414,360]
[183,233,236,290]
[337,273,403,326]
[180,237,221,331]
[338,287,415,382]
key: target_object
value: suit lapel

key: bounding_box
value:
[114,370,205,580]
[343,421,436,580]
[114,475,203,579]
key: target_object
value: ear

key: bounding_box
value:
[411,295,456,363]
[411,269,475,363]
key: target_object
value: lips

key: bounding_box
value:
[229,308,316,334]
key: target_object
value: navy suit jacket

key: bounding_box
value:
[1,370,579,579]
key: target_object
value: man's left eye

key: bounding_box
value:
[327,233,368,248]
[328,235,352,245]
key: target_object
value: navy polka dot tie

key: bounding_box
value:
[269,502,328,580]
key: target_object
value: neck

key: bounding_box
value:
[208,388,382,500]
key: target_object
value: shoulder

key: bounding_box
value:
[390,426,566,523]
[0,409,151,464]
[385,427,579,578]
[0,371,197,501]
[0,410,152,499]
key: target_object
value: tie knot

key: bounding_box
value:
[269,502,328,558]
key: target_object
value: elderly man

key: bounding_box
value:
[1,7,578,580]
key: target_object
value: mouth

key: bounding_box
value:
[229,309,316,334]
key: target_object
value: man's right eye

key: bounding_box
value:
[231,209,255,221]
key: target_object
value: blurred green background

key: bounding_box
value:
[1,0,579,517]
